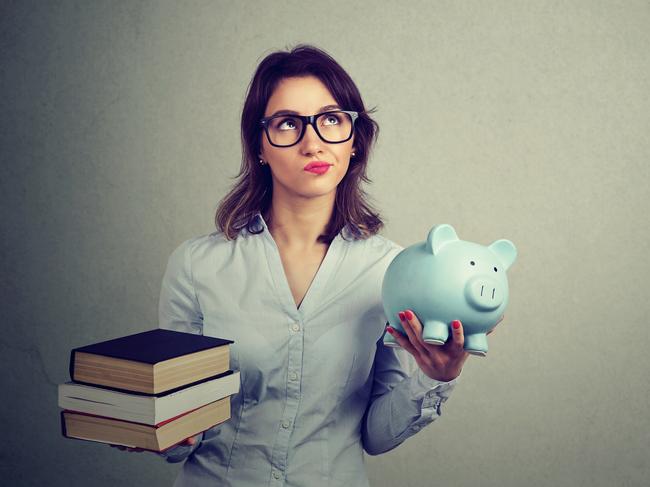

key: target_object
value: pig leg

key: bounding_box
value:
[422,320,449,345]
[464,333,488,356]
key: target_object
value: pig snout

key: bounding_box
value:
[464,276,503,311]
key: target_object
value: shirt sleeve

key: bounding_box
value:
[156,239,205,462]
[360,335,460,456]
[158,239,204,335]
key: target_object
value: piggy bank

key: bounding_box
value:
[382,224,517,356]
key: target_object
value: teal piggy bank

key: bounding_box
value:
[382,224,517,356]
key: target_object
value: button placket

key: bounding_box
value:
[269,317,303,479]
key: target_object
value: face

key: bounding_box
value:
[259,76,356,201]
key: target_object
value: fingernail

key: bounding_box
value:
[452,320,461,329]
[398,312,405,321]
[405,310,413,320]
[386,326,394,334]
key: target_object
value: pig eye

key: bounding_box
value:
[470,261,475,266]
[494,267,498,272]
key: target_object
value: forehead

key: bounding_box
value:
[264,76,338,116]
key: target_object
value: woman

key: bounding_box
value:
[131,44,496,486]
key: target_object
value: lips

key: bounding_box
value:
[304,161,332,170]
[304,161,333,175]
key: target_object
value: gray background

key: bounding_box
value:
[2,0,649,486]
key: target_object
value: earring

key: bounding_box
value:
[351,152,356,157]
[259,158,266,165]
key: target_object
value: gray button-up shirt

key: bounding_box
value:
[158,213,458,486]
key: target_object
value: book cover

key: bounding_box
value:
[70,328,232,370]
[59,370,240,424]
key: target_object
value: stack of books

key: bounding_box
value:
[58,328,239,452]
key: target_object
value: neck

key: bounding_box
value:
[265,193,335,250]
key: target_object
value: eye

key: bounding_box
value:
[470,261,475,266]
[321,114,341,126]
[274,117,299,131]
[494,267,498,272]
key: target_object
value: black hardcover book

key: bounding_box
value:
[69,329,234,393]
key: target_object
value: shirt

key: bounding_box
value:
[157,212,459,487]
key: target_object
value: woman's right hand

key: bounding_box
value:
[109,434,199,453]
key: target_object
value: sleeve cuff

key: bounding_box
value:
[409,367,460,397]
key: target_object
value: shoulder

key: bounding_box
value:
[343,232,404,268]
[166,230,235,268]
[365,233,404,253]
[353,232,403,254]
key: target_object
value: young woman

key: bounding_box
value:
[134,44,497,486]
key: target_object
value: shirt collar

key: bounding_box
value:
[248,212,357,240]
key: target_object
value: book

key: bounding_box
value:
[61,396,230,452]
[69,329,233,395]
[58,370,240,425]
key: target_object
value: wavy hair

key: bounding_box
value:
[215,44,384,243]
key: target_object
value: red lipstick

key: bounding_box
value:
[304,161,332,174]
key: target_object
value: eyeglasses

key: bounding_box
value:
[260,110,359,148]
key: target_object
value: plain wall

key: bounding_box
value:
[1,1,649,485]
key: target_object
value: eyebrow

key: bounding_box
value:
[268,104,341,118]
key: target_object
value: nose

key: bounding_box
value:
[300,122,324,154]
[464,276,503,311]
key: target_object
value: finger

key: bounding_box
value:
[402,310,431,350]
[399,310,429,358]
[449,320,468,355]
[386,325,418,357]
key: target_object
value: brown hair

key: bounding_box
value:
[215,44,384,243]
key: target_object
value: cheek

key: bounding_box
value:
[337,160,350,179]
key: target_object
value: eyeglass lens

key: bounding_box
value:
[267,111,353,146]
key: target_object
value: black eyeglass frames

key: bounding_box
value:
[259,110,359,148]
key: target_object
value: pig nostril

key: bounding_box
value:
[480,285,484,297]
[492,288,495,299]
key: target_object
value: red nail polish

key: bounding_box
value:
[386,326,394,334]
[398,312,405,321]
[452,320,460,329]
[405,310,413,320]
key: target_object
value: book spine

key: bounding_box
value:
[60,410,68,438]
[69,350,77,382]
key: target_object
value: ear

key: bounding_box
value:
[426,224,459,255]
[488,239,517,271]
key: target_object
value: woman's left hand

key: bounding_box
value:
[386,310,503,382]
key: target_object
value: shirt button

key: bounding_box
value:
[291,323,300,332]
[289,371,298,381]
[273,471,281,479]
[281,420,291,429]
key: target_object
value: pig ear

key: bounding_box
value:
[488,239,517,271]
[426,224,459,255]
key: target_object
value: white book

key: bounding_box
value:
[58,371,240,425]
